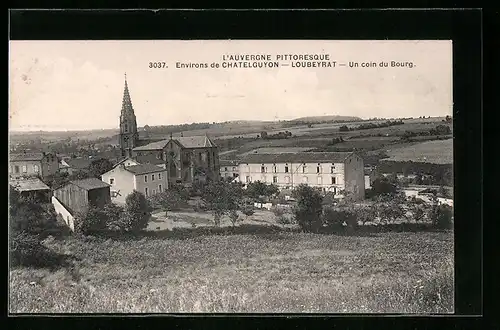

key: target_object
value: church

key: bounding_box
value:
[118,74,220,186]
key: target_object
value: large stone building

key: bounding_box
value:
[117,74,219,186]
[236,151,366,200]
[132,135,219,186]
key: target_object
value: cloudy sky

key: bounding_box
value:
[9,40,452,132]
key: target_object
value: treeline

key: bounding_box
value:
[281,119,360,128]
[401,125,451,141]
[260,131,293,140]
[377,161,452,186]
[143,122,212,135]
[339,120,405,132]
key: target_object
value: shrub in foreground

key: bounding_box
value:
[322,206,358,232]
[292,185,323,232]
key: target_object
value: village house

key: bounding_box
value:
[10,177,52,203]
[9,151,59,179]
[237,151,365,200]
[101,163,168,204]
[59,157,93,175]
[132,135,219,186]
[219,159,240,179]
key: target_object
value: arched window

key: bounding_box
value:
[169,162,177,177]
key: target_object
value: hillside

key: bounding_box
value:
[290,115,362,123]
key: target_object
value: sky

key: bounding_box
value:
[9,40,452,132]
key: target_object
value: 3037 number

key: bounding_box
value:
[149,62,168,68]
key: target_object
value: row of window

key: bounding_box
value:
[9,164,39,174]
[246,176,337,185]
[108,172,163,186]
[222,167,238,172]
[259,164,337,174]
[144,185,163,197]
[144,172,162,182]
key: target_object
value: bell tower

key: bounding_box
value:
[119,73,139,158]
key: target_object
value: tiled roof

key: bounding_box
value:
[133,135,217,151]
[175,136,217,148]
[239,152,355,164]
[65,158,93,169]
[70,178,110,190]
[124,164,166,175]
[10,152,45,161]
[10,177,51,192]
[219,159,240,166]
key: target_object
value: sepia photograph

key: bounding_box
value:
[9,39,454,314]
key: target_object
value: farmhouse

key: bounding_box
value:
[9,151,59,179]
[237,151,365,200]
[101,163,168,204]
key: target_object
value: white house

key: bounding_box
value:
[101,162,168,204]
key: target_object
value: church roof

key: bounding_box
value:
[133,135,217,151]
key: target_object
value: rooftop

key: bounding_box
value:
[10,152,49,161]
[220,159,240,166]
[10,177,51,192]
[64,158,93,169]
[239,152,355,164]
[124,164,166,175]
[133,135,216,151]
[70,178,111,191]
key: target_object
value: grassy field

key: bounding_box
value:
[383,139,453,164]
[9,230,454,313]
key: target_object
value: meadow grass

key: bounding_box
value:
[9,231,453,313]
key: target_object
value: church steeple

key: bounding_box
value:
[122,73,134,114]
[119,73,139,158]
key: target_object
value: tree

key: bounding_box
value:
[44,171,70,189]
[75,206,108,235]
[246,181,279,201]
[241,205,255,219]
[149,190,185,217]
[201,180,243,227]
[89,158,114,178]
[228,210,241,227]
[292,184,323,232]
[339,125,349,132]
[121,191,152,232]
[438,186,450,198]
[370,177,398,196]
[372,193,406,224]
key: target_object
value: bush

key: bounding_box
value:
[292,185,323,232]
[75,206,108,235]
[322,206,358,232]
[430,204,453,229]
[10,232,70,269]
[241,206,255,218]
[102,203,125,231]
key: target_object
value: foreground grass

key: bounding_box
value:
[9,231,453,313]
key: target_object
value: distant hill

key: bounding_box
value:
[290,115,363,123]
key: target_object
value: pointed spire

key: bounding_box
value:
[121,72,134,115]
